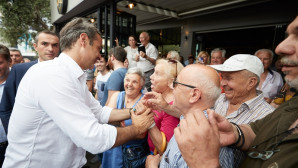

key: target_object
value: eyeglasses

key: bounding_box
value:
[248,150,279,161]
[167,59,178,78]
[173,80,196,89]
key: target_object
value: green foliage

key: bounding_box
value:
[0,0,51,46]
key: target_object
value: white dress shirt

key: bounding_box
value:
[3,53,117,168]
[258,69,284,99]
[136,43,158,72]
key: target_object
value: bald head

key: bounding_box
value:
[139,32,150,46]
[174,64,221,110]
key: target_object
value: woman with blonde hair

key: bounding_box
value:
[147,58,184,155]
[196,51,210,65]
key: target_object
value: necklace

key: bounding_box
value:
[248,124,298,160]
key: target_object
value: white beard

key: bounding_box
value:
[285,77,298,90]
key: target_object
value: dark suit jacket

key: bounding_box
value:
[0,60,38,133]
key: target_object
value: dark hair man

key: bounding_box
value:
[3,18,153,168]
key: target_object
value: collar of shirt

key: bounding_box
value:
[179,109,208,121]
[223,90,265,118]
[59,53,87,83]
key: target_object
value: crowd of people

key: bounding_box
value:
[0,15,297,168]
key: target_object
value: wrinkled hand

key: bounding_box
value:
[134,99,148,115]
[131,108,154,137]
[140,51,146,58]
[143,92,168,112]
[207,109,236,147]
[145,154,161,168]
[175,109,220,168]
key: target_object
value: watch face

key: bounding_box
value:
[57,0,67,14]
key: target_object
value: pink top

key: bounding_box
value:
[147,101,180,152]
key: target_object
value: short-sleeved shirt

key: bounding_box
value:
[94,71,112,103]
[101,68,127,105]
[136,43,158,72]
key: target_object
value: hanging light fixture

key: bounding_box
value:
[126,1,137,9]
[90,18,95,23]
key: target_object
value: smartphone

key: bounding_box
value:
[198,57,204,63]
[138,45,146,53]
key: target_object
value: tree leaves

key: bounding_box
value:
[0,0,51,46]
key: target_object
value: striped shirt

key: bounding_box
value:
[159,112,208,168]
[215,91,275,168]
[214,91,274,124]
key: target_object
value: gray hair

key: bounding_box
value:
[167,51,179,60]
[59,18,100,51]
[211,48,226,58]
[125,67,145,88]
[198,75,222,107]
[9,47,22,56]
[242,70,260,88]
[254,49,274,60]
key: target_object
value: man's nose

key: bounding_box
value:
[48,45,53,51]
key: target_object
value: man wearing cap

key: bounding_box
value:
[209,54,275,167]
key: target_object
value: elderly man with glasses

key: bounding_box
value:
[143,64,221,167]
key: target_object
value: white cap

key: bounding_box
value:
[209,54,264,78]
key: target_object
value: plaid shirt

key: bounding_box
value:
[215,91,275,168]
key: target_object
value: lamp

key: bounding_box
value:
[126,2,137,9]
[90,18,95,23]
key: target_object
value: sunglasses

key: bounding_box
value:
[173,80,196,89]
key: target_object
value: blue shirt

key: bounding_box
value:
[101,68,127,105]
[159,111,208,168]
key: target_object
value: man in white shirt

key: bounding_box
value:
[136,32,158,92]
[255,49,284,103]
[3,18,154,168]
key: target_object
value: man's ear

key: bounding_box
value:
[247,77,258,90]
[168,78,175,89]
[80,33,89,47]
[33,43,37,51]
[189,88,201,103]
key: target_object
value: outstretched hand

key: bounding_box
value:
[143,92,168,112]
[131,108,154,136]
